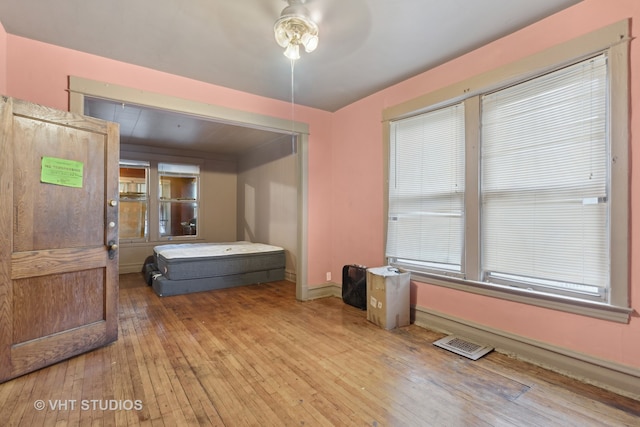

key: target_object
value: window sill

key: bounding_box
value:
[404,269,633,324]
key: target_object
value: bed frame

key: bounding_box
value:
[150,241,286,296]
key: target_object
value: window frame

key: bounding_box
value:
[157,162,200,239]
[382,20,631,323]
[113,152,205,243]
[118,160,150,242]
[479,55,610,304]
[387,103,466,276]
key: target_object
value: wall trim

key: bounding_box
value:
[68,76,309,135]
[306,282,341,300]
[413,305,640,400]
[383,19,629,121]
[120,262,143,275]
[284,269,296,283]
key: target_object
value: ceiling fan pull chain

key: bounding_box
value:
[290,58,296,153]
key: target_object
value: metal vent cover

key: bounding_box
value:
[433,335,494,360]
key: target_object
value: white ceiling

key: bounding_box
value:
[0,0,582,154]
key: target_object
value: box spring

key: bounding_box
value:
[151,241,286,296]
[152,267,285,297]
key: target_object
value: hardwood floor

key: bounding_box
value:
[1,273,638,426]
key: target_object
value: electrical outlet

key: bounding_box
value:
[326,272,332,281]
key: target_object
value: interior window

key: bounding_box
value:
[119,161,149,240]
[158,163,199,237]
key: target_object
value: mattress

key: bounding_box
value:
[153,241,286,281]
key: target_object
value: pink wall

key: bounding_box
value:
[0,22,7,94]
[4,34,334,287]
[4,0,639,371]
[331,100,385,269]
[331,0,640,369]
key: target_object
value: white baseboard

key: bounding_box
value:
[119,263,143,274]
[413,305,640,400]
[306,282,341,300]
[285,269,296,283]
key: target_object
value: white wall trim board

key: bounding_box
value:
[413,305,640,400]
[284,270,297,283]
[306,283,341,300]
[120,263,144,275]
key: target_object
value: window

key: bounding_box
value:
[158,162,199,237]
[119,161,149,240]
[481,56,608,302]
[383,21,630,321]
[387,104,465,275]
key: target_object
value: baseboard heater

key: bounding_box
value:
[433,335,494,360]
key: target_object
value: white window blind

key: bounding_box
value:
[158,162,200,175]
[387,104,465,272]
[481,54,609,300]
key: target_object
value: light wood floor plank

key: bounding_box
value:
[0,273,638,426]
[7,363,39,426]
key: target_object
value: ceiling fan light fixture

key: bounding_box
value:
[273,0,319,60]
[284,43,300,60]
[274,26,290,48]
[301,32,318,52]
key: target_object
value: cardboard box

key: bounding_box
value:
[366,266,410,330]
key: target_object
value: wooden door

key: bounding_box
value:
[0,96,119,383]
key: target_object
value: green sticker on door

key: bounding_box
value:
[41,156,84,188]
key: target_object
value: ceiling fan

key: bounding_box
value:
[273,0,320,60]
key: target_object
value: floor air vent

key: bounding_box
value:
[433,335,493,360]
